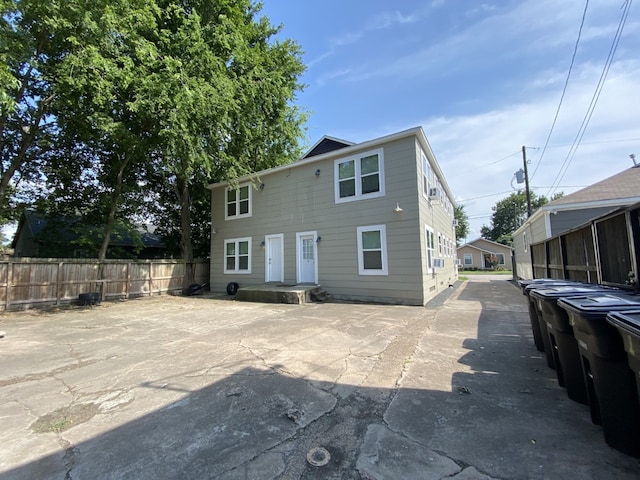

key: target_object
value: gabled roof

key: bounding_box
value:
[514,165,640,236]
[208,126,457,205]
[302,136,355,159]
[459,237,513,253]
[12,211,165,248]
[546,165,640,208]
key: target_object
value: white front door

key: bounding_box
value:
[296,231,318,284]
[265,234,284,283]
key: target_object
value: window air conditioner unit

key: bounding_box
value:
[452,219,459,227]
[432,258,445,268]
[428,188,441,200]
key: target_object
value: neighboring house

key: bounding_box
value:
[513,165,640,279]
[208,127,458,305]
[12,210,168,259]
[457,238,513,270]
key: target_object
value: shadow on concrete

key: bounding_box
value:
[3,280,640,479]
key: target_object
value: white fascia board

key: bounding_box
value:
[208,126,440,191]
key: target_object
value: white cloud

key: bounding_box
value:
[308,8,423,68]
[422,58,640,240]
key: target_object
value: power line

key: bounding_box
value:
[530,0,590,182]
[532,137,640,149]
[547,0,632,198]
[457,190,515,202]
[478,150,521,167]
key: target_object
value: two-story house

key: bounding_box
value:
[208,127,457,305]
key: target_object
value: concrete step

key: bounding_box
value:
[235,284,328,304]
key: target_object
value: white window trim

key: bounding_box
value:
[497,252,506,265]
[463,253,473,265]
[224,183,252,220]
[223,237,252,274]
[425,225,435,274]
[357,225,388,275]
[334,148,385,204]
[421,153,431,200]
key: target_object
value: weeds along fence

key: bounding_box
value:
[0,258,210,311]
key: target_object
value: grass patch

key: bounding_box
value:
[459,270,512,275]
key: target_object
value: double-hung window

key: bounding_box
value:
[425,226,435,274]
[422,153,431,198]
[225,184,251,220]
[463,253,473,265]
[335,149,384,203]
[496,253,506,265]
[357,225,388,275]
[224,237,251,274]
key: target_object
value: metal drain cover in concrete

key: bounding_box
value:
[306,447,331,466]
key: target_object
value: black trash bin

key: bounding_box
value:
[607,309,640,407]
[529,285,619,403]
[603,309,640,457]
[558,293,640,438]
[519,279,582,353]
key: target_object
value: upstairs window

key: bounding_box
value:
[335,149,385,203]
[225,184,251,220]
[422,153,431,198]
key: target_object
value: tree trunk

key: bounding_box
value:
[178,175,194,292]
[98,154,129,261]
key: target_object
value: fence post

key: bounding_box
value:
[56,261,63,305]
[4,261,11,310]
[125,262,130,299]
[148,262,153,296]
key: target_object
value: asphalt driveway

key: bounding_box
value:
[1,276,639,479]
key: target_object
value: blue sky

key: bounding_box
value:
[260,0,640,241]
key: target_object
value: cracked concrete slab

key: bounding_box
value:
[356,424,461,479]
[1,277,640,479]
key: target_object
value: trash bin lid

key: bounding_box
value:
[558,294,640,320]
[523,280,583,295]
[529,284,617,301]
[606,310,640,337]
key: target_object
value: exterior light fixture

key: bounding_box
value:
[259,241,265,248]
[315,169,321,176]
[259,183,265,190]
[394,203,403,213]
[316,236,322,243]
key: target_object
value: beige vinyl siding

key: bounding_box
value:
[416,139,458,301]
[210,136,427,304]
[513,216,548,279]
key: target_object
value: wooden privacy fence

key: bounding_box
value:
[530,202,640,290]
[0,258,210,311]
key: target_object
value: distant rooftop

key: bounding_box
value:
[547,165,640,206]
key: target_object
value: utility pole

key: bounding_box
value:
[522,145,532,218]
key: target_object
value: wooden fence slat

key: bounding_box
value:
[0,258,209,311]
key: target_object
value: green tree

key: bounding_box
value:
[2,0,306,276]
[454,204,469,246]
[0,0,75,223]
[46,0,160,261]
[137,0,306,287]
[481,191,562,244]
